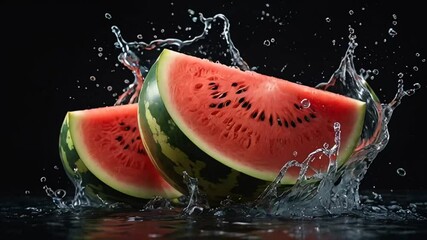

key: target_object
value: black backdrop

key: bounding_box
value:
[3,1,426,198]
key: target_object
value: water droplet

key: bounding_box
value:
[413,83,421,89]
[392,14,397,20]
[25,190,30,195]
[413,66,418,71]
[293,151,298,157]
[333,122,341,130]
[280,64,287,72]
[55,189,67,198]
[136,34,142,39]
[325,17,331,23]
[372,69,379,75]
[270,38,275,43]
[53,165,59,170]
[105,13,112,19]
[107,86,113,91]
[89,76,96,81]
[263,40,271,46]
[40,177,46,182]
[98,47,103,52]
[392,21,397,26]
[301,98,310,108]
[388,28,398,37]
[188,9,195,15]
[397,72,404,78]
[396,168,406,176]
[349,10,354,15]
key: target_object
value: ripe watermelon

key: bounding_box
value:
[58,103,182,206]
[138,49,366,203]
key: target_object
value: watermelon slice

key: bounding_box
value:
[59,103,182,203]
[138,49,366,203]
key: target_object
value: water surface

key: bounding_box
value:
[1,190,426,239]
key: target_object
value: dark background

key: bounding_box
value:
[2,1,426,198]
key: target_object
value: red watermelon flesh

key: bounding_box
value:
[156,49,366,183]
[67,103,181,199]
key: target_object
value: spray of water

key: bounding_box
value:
[51,11,422,220]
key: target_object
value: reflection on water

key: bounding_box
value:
[1,190,426,239]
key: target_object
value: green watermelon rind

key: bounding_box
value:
[156,49,366,182]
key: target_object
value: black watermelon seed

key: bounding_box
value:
[259,111,265,121]
[218,92,227,99]
[236,88,246,94]
[251,111,258,118]
[291,121,296,128]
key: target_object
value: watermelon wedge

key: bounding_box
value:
[59,103,182,203]
[138,49,366,203]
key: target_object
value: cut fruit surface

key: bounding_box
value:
[138,49,366,202]
[62,103,181,200]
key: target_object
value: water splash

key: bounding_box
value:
[56,11,423,220]
[43,170,108,210]
[240,26,421,218]
[112,13,249,106]
[180,171,210,216]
